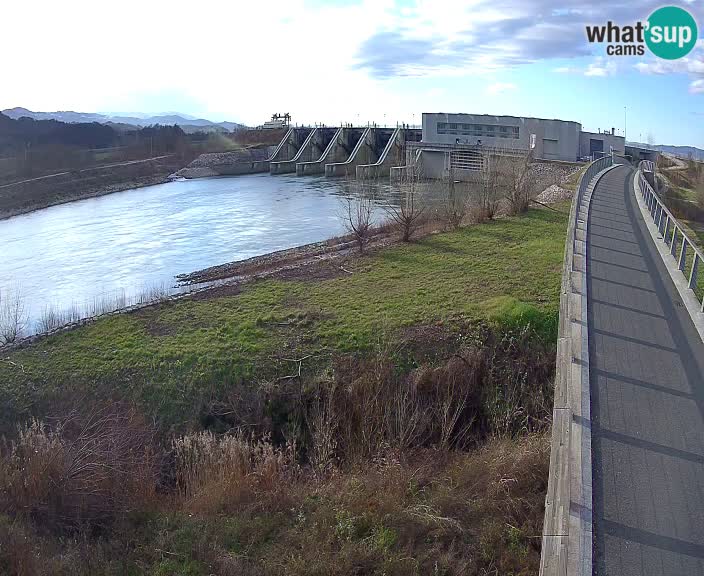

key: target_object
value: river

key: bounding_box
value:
[0,173,403,334]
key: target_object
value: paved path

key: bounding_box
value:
[588,165,704,575]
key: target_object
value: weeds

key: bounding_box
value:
[0,405,159,532]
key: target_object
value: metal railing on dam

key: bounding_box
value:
[635,160,704,336]
[540,154,615,576]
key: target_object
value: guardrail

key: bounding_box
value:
[577,155,614,204]
[540,153,614,576]
[636,160,704,311]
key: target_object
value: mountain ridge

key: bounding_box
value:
[1,107,244,133]
[627,141,704,161]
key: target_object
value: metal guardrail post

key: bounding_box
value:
[679,240,688,271]
[689,255,699,291]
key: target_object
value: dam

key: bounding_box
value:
[180,126,422,179]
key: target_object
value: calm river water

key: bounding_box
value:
[0,174,402,332]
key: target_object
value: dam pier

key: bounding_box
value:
[180,125,422,180]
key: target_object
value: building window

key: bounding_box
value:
[436,121,519,139]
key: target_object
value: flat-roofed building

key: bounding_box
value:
[410,112,625,180]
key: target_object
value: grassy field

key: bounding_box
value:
[0,206,568,429]
[0,204,570,575]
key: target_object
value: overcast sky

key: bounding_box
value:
[2,0,703,147]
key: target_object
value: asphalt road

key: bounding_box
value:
[588,165,704,575]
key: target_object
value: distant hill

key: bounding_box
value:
[1,107,244,132]
[628,141,704,161]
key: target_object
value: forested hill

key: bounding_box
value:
[0,112,189,157]
[0,112,117,153]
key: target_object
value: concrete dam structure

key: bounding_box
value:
[270,127,338,175]
[176,126,422,179]
[233,127,313,175]
[356,127,422,179]
[297,127,365,176]
[326,127,394,177]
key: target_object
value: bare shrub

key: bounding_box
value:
[502,151,557,215]
[442,166,468,229]
[0,287,28,345]
[481,327,554,437]
[0,406,159,531]
[36,303,81,333]
[340,179,375,253]
[386,166,426,242]
[173,430,294,514]
[474,153,506,221]
[306,385,338,476]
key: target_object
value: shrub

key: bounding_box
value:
[0,405,159,532]
[173,430,295,514]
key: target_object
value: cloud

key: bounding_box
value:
[635,39,704,95]
[486,82,517,94]
[553,58,617,77]
[691,79,704,94]
[353,0,696,79]
[584,58,617,77]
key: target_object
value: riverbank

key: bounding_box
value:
[0,203,570,574]
[0,155,184,220]
[0,204,569,426]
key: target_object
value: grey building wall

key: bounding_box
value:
[579,131,625,158]
[422,113,582,162]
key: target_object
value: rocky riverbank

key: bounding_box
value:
[170,147,275,179]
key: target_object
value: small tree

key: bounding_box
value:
[386,166,426,242]
[0,287,27,345]
[502,151,556,215]
[341,179,375,253]
[443,165,468,229]
[475,152,505,221]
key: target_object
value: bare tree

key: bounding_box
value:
[341,179,375,253]
[502,151,556,215]
[0,287,27,345]
[386,166,426,242]
[443,165,468,229]
[475,152,505,221]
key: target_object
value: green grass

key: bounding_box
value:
[0,207,569,428]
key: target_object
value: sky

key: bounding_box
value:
[1,0,703,147]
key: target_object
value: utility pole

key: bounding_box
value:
[624,106,627,142]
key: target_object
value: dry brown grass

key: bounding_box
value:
[0,325,554,574]
[0,405,159,532]
[173,430,296,514]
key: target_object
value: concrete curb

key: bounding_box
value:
[540,163,618,576]
[632,170,704,343]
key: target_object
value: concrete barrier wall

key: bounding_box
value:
[540,158,617,576]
